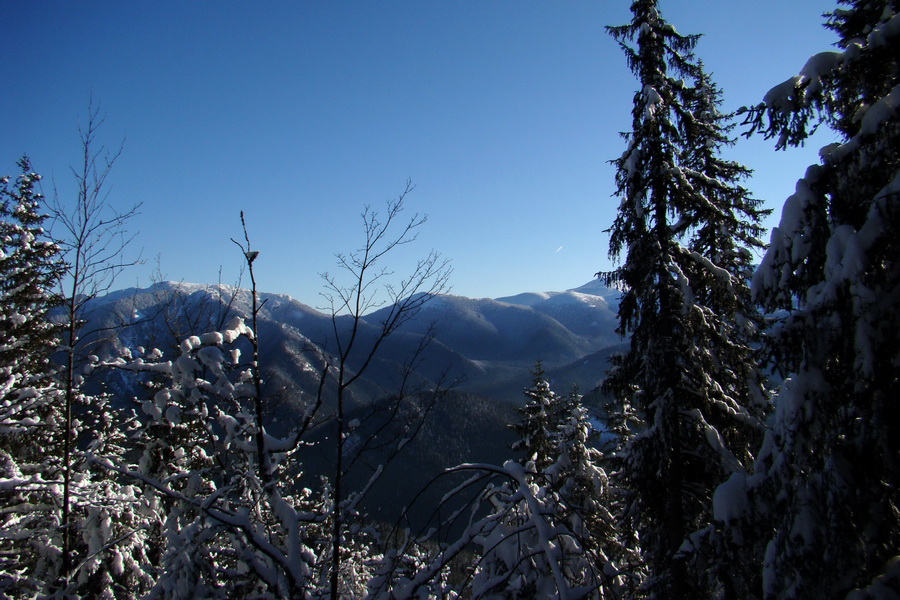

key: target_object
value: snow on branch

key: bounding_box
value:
[683,408,744,475]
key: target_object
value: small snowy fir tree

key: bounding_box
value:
[742,1,900,597]
[469,374,635,599]
[602,2,769,598]
[509,364,575,472]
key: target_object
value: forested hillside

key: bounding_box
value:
[1,1,898,598]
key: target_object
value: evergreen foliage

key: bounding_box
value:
[0,158,64,391]
[743,1,900,597]
[509,363,575,472]
[0,158,152,599]
[602,2,769,597]
[470,372,635,599]
[0,158,67,596]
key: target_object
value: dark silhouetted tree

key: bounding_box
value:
[742,2,900,597]
[602,2,769,598]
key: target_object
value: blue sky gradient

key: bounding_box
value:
[2,1,837,306]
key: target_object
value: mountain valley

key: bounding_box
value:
[83,278,624,522]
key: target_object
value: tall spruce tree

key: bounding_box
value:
[744,2,900,597]
[603,2,769,598]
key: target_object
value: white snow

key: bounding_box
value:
[712,472,749,523]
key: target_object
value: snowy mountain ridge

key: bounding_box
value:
[88,278,623,405]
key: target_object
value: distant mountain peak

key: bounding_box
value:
[566,279,622,298]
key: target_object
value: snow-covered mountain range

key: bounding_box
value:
[88,278,624,407]
[82,279,625,520]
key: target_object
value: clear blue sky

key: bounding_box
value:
[2,1,838,307]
